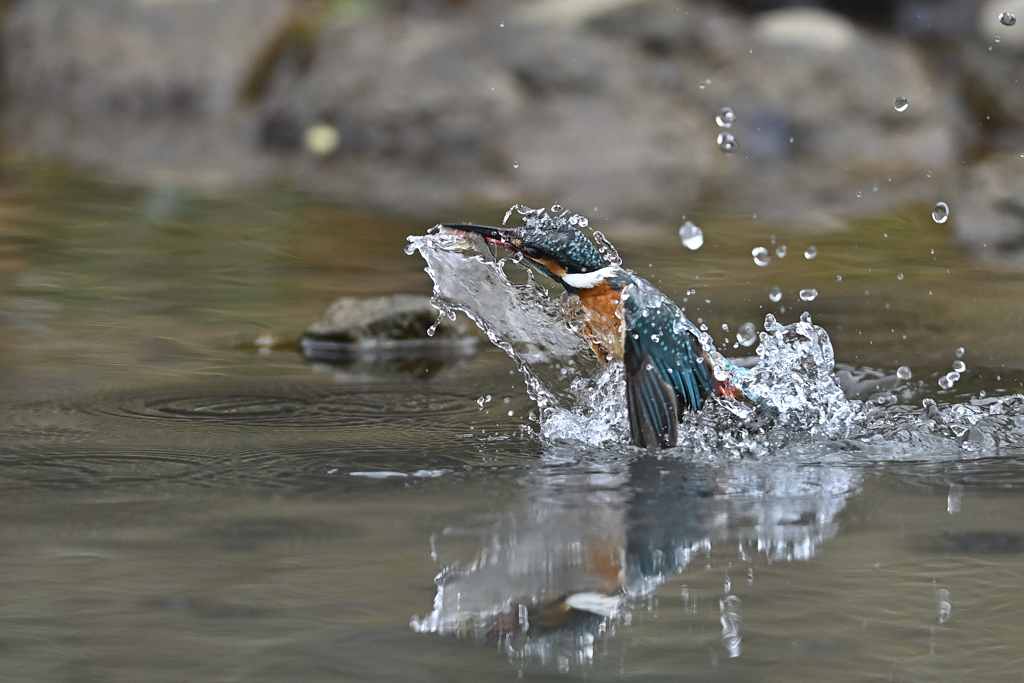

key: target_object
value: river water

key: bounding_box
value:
[1,166,1023,681]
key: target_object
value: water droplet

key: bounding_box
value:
[947,484,962,514]
[955,346,965,358]
[947,370,961,383]
[804,245,817,259]
[699,78,712,90]
[512,160,519,169]
[936,589,951,624]
[716,106,736,128]
[894,96,909,112]
[995,35,1002,42]
[751,247,771,266]
[768,285,782,302]
[499,20,505,27]
[717,132,738,153]
[679,221,704,250]
[775,245,787,258]
[952,360,966,373]
[856,190,863,198]
[737,322,757,346]
[1000,11,1017,26]
[551,204,563,213]
[897,273,904,281]
[897,366,912,380]
[799,288,818,301]
[932,201,949,224]
[938,375,952,390]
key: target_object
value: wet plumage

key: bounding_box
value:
[443,221,744,450]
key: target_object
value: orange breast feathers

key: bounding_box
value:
[575,283,624,364]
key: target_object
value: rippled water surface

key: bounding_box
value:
[2,167,1024,681]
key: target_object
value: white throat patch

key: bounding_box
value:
[561,266,621,290]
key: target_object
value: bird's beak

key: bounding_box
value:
[441,223,518,250]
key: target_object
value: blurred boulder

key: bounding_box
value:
[2,0,292,183]
[0,0,988,227]
[5,0,292,116]
[953,153,1024,258]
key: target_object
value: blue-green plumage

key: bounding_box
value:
[620,274,713,449]
[442,221,746,451]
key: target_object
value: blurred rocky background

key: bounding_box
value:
[2,0,1023,260]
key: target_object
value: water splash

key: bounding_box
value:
[408,207,1024,457]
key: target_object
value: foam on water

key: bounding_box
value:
[408,207,1024,457]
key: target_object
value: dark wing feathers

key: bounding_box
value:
[623,284,713,449]
[626,353,680,450]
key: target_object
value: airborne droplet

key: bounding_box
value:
[752,247,771,266]
[894,96,909,112]
[679,221,704,250]
[775,245,787,258]
[897,366,912,380]
[804,245,818,259]
[999,12,1016,26]
[932,201,950,224]
[737,322,757,347]
[717,132,738,153]
[952,360,966,373]
[768,285,782,302]
[799,288,818,301]
[716,106,736,128]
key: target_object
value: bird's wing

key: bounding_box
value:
[626,351,680,450]
[622,281,714,449]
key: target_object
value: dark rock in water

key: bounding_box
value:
[300,294,477,363]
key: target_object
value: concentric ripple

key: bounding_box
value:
[84,386,478,428]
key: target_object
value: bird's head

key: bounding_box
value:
[443,222,618,291]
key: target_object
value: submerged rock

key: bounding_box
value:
[300,294,477,363]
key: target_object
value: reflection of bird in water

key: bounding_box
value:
[444,222,751,450]
[413,455,857,666]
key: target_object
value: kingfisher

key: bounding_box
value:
[442,221,749,450]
